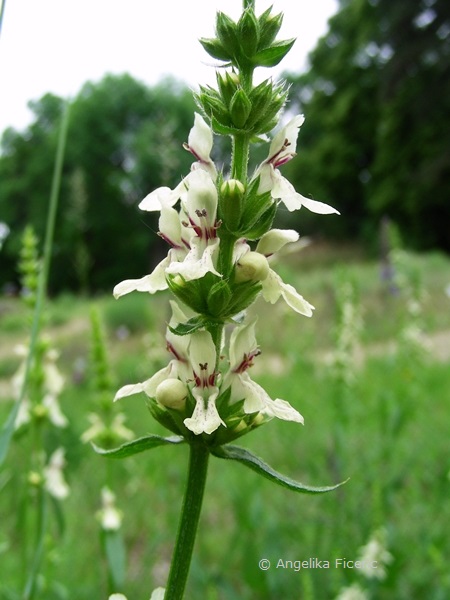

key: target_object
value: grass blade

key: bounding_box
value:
[0,101,70,467]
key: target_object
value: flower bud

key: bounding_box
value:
[156,379,187,410]
[198,91,230,127]
[229,89,252,128]
[238,8,259,58]
[28,471,43,487]
[258,9,283,49]
[216,12,240,60]
[221,178,245,198]
[235,252,270,283]
[220,179,245,231]
[216,71,240,107]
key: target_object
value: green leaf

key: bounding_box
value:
[102,528,126,589]
[0,402,20,467]
[212,445,348,494]
[93,434,185,459]
[169,316,205,336]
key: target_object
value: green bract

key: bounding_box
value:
[200,5,295,72]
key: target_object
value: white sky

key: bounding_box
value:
[0,0,337,136]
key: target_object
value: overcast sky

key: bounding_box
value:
[0,0,337,136]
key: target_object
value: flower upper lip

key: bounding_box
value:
[251,113,339,215]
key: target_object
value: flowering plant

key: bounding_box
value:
[97,1,343,597]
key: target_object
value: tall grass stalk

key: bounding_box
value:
[0,0,6,38]
[0,101,70,466]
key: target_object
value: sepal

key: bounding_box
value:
[240,202,277,240]
[258,8,283,48]
[199,38,231,62]
[212,445,348,494]
[207,280,233,317]
[238,8,259,58]
[216,71,240,106]
[219,178,245,231]
[252,39,296,67]
[166,275,208,314]
[229,88,252,128]
[226,280,262,315]
[216,12,240,59]
[169,316,205,336]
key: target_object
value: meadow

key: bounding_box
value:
[1,245,449,600]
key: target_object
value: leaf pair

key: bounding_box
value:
[94,435,347,495]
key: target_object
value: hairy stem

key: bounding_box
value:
[164,442,210,599]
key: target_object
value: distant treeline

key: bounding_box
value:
[1,0,449,293]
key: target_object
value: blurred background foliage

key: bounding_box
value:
[1,0,449,294]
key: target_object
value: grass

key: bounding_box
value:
[0,247,449,599]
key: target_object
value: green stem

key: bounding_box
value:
[231,134,250,182]
[164,442,210,600]
[23,486,48,600]
[218,233,237,278]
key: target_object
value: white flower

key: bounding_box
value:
[183,112,217,179]
[138,113,217,212]
[260,269,315,317]
[138,179,187,212]
[224,319,304,424]
[335,584,369,600]
[44,448,70,500]
[42,393,68,428]
[113,313,190,402]
[253,114,339,214]
[15,398,32,428]
[234,231,315,317]
[114,303,224,436]
[256,228,300,256]
[11,343,67,429]
[268,114,305,168]
[183,330,224,435]
[150,589,166,600]
[113,203,191,298]
[81,413,134,444]
[97,487,123,531]
[114,167,221,298]
[42,349,65,396]
[357,527,393,580]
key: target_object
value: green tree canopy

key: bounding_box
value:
[284,0,450,250]
[0,74,196,293]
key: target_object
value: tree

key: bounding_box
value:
[0,75,197,292]
[284,0,450,250]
